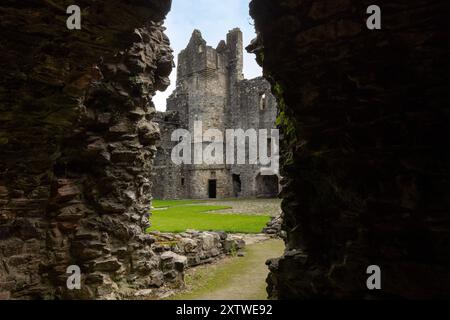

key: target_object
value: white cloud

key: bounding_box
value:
[152,0,261,111]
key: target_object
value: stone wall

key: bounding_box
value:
[248,0,450,299]
[0,0,173,299]
[231,77,279,198]
[151,230,245,268]
[152,111,187,200]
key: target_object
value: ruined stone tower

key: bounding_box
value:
[153,28,279,200]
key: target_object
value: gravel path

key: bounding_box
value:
[168,238,284,300]
[203,198,281,217]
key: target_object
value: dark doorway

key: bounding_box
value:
[208,179,217,199]
[232,174,242,197]
[256,174,279,198]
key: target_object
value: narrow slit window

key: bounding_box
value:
[259,93,267,110]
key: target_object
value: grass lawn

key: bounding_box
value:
[148,200,271,234]
[152,199,204,208]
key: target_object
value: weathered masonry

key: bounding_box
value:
[0,0,175,299]
[248,0,450,299]
[153,29,280,200]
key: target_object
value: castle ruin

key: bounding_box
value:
[152,28,279,200]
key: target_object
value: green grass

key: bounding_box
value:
[152,199,204,208]
[167,239,285,300]
[148,203,270,234]
[168,244,262,300]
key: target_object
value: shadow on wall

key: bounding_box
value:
[248,0,450,299]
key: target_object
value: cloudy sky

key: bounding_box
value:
[153,0,261,111]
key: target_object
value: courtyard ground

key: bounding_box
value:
[149,198,280,233]
[203,198,281,216]
[167,238,284,300]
